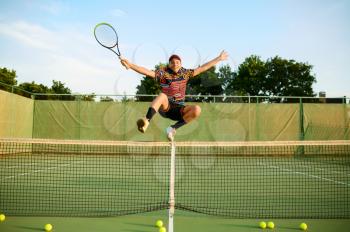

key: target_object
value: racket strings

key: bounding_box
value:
[94,24,119,52]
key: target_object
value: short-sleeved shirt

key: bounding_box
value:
[155,67,194,104]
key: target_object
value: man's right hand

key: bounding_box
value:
[120,58,130,69]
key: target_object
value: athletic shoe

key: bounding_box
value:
[166,126,176,141]
[137,117,149,133]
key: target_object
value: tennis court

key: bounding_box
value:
[1,213,350,232]
[1,89,350,231]
[1,139,350,231]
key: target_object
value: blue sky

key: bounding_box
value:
[0,0,349,96]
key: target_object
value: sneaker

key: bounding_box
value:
[166,126,176,141]
[137,117,149,133]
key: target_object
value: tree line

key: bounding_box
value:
[0,68,95,100]
[136,55,317,102]
[1,55,321,102]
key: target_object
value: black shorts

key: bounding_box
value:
[159,101,185,121]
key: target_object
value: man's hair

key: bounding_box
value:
[169,54,181,62]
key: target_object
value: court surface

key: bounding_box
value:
[1,211,350,232]
[1,140,349,231]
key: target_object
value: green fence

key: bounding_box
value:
[0,90,34,138]
[1,89,349,141]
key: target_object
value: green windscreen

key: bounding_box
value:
[304,104,350,140]
[32,101,305,141]
[0,90,33,138]
[0,90,349,141]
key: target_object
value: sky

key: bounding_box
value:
[0,0,349,97]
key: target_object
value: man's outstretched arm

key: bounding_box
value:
[193,51,229,77]
[120,58,156,78]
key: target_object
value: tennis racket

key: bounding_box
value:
[94,22,129,69]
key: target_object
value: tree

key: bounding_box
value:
[187,66,224,102]
[100,96,114,102]
[187,67,223,95]
[225,55,267,96]
[0,67,17,92]
[50,80,74,100]
[135,64,164,101]
[18,81,51,99]
[265,56,316,99]
[224,55,316,102]
[219,64,237,96]
[51,80,71,94]
[80,94,96,101]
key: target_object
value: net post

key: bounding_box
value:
[168,142,175,232]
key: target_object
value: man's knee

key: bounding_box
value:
[158,93,167,100]
[192,105,201,118]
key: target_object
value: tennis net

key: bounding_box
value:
[0,139,349,218]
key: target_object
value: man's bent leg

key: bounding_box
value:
[137,93,169,133]
[182,105,201,123]
[166,105,201,141]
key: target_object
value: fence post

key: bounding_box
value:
[343,96,348,140]
[31,94,36,138]
[299,98,305,141]
[256,96,260,140]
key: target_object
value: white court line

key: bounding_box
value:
[261,163,350,187]
[5,159,70,169]
[257,161,350,177]
[2,161,85,180]
[299,165,350,176]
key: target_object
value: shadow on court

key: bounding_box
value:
[123,222,155,228]
[221,223,258,229]
[277,225,300,231]
[123,230,152,232]
[123,222,155,231]
[222,223,300,231]
[14,226,42,231]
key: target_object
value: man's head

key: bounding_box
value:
[168,54,182,73]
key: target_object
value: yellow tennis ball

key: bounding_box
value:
[267,221,275,229]
[159,226,167,232]
[259,221,267,229]
[0,214,5,222]
[156,220,164,228]
[300,223,307,230]
[44,224,53,232]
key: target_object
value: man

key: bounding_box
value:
[120,51,228,141]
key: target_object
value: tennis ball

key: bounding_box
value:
[267,221,275,229]
[156,220,164,228]
[0,214,5,222]
[44,224,53,232]
[300,223,307,231]
[159,226,167,232]
[259,221,267,229]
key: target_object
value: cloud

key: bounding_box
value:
[39,0,70,15]
[0,20,128,94]
[0,21,57,51]
[110,9,127,17]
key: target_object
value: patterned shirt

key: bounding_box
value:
[155,67,194,104]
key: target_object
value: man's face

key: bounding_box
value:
[169,58,182,72]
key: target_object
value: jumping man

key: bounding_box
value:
[120,51,229,141]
